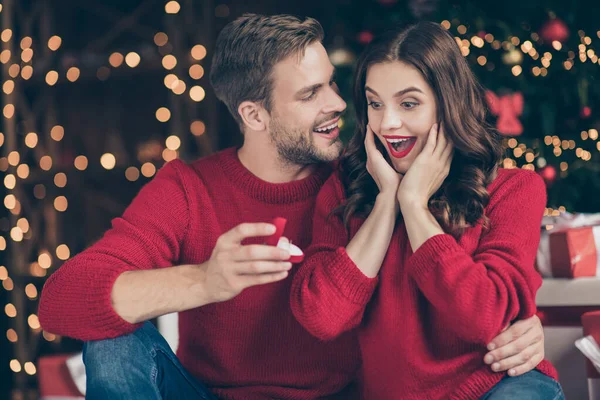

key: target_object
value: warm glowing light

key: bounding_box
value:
[24,362,36,375]
[100,153,116,170]
[74,155,88,170]
[25,284,37,299]
[17,164,29,179]
[156,107,171,122]
[166,135,181,150]
[48,36,62,51]
[172,80,186,95]
[164,74,178,88]
[4,196,16,211]
[4,104,15,119]
[0,49,11,63]
[10,360,21,373]
[191,45,207,60]
[3,79,14,94]
[190,121,206,136]
[141,162,156,177]
[66,67,80,82]
[28,314,40,329]
[165,1,181,14]
[56,244,70,260]
[125,52,141,68]
[21,65,33,80]
[54,196,68,212]
[4,174,15,189]
[189,86,205,102]
[54,172,67,188]
[7,329,17,342]
[8,64,19,78]
[46,71,59,86]
[582,131,589,140]
[16,218,28,233]
[40,156,53,171]
[3,277,14,290]
[38,252,52,269]
[109,52,124,67]
[1,29,12,42]
[51,125,65,141]
[162,149,178,162]
[162,55,177,70]
[125,167,140,182]
[189,64,204,79]
[20,37,32,49]
[552,41,562,51]
[8,151,19,166]
[154,32,168,46]
[5,304,17,317]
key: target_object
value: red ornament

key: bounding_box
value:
[539,165,557,184]
[539,18,570,43]
[477,31,487,39]
[581,106,592,119]
[358,31,374,45]
[485,90,524,136]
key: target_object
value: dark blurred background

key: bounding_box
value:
[2,0,600,398]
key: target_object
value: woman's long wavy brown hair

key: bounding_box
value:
[340,21,503,238]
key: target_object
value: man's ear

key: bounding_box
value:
[238,101,268,132]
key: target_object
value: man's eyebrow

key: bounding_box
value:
[296,83,323,96]
[296,70,337,97]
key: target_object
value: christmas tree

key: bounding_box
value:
[328,0,600,213]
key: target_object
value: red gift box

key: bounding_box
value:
[37,354,84,399]
[582,312,600,380]
[549,226,600,278]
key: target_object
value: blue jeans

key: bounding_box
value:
[83,321,218,400]
[481,370,565,399]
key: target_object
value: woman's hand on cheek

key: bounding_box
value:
[397,123,453,211]
[365,124,402,199]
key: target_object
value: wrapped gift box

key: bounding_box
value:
[549,225,600,278]
[537,213,600,278]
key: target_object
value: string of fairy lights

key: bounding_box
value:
[440,16,600,218]
[0,0,211,387]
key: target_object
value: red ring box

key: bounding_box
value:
[266,217,304,263]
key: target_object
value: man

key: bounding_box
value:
[39,14,546,399]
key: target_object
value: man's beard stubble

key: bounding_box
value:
[269,116,342,166]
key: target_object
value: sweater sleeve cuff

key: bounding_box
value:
[324,248,379,305]
[406,234,461,283]
[88,264,143,338]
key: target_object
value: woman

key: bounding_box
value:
[290,21,564,399]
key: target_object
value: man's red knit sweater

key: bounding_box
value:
[39,148,360,400]
[291,168,558,399]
